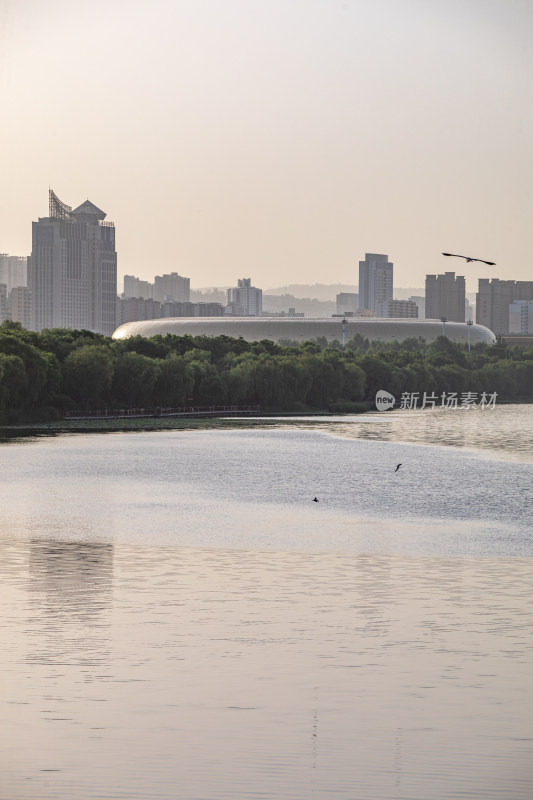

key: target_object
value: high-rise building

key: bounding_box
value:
[117,296,162,326]
[376,299,418,318]
[123,275,153,299]
[509,300,533,335]
[227,278,262,316]
[29,190,117,334]
[409,295,425,319]
[358,254,393,313]
[161,301,224,318]
[115,297,224,326]
[476,278,533,334]
[0,254,27,294]
[153,272,190,303]
[425,272,465,322]
[336,293,358,315]
[0,284,8,322]
[10,287,31,328]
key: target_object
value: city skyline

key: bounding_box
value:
[1,1,532,291]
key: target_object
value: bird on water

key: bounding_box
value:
[312,497,319,502]
[442,252,496,265]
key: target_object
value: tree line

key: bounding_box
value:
[0,320,532,422]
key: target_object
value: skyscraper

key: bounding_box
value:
[425,272,465,322]
[358,254,393,314]
[29,190,117,334]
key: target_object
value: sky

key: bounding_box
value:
[1,0,532,292]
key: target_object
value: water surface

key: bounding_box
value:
[1,407,532,799]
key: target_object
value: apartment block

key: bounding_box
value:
[476,278,533,334]
[425,272,465,322]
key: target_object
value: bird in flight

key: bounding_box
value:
[442,252,496,265]
[395,464,402,472]
[312,497,319,502]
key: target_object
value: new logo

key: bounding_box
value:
[375,390,395,411]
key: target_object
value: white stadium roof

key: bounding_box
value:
[112,317,496,346]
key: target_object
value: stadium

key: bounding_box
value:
[112,317,496,346]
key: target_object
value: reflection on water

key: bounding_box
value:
[1,544,532,799]
[26,541,113,669]
[28,540,113,612]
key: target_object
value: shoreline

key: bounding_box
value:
[0,404,376,438]
[1,400,532,455]
[0,412,353,438]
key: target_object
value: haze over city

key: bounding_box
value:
[1,0,532,292]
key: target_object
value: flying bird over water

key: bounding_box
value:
[442,252,496,265]
[395,464,402,472]
[312,497,319,502]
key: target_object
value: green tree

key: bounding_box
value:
[476,362,518,399]
[514,362,533,397]
[433,364,470,395]
[358,355,398,400]
[428,336,467,367]
[341,362,366,400]
[112,351,161,407]
[0,334,50,407]
[0,353,28,414]
[63,345,114,408]
[156,353,194,406]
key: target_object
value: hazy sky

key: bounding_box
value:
[1,0,532,292]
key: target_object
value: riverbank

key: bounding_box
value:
[0,402,376,437]
[0,416,275,438]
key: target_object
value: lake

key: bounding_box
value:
[1,405,532,799]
